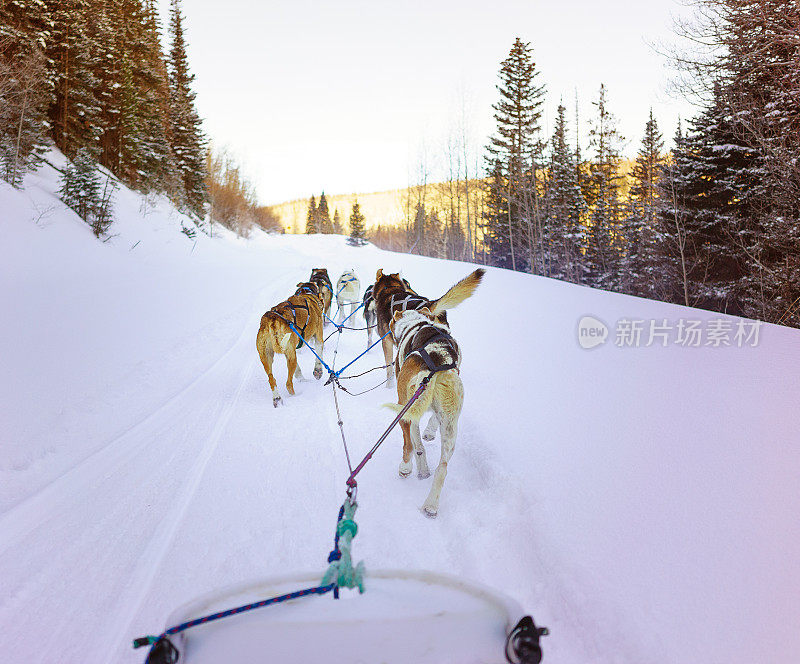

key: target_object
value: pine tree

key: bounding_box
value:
[167,0,206,218]
[59,147,105,230]
[484,37,546,272]
[543,103,588,283]
[332,208,343,234]
[317,191,333,233]
[665,0,800,325]
[305,195,318,233]
[113,0,175,192]
[139,0,179,194]
[586,84,625,289]
[348,200,366,246]
[45,0,103,159]
[623,110,665,296]
[657,84,759,313]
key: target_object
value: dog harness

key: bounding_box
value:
[390,292,428,313]
[295,283,318,296]
[401,325,459,374]
[271,300,312,349]
[311,274,334,297]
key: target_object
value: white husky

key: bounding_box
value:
[335,270,361,325]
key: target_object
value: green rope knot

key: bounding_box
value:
[337,518,358,538]
[321,498,365,594]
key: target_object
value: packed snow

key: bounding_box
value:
[1,153,799,664]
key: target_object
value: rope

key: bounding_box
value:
[346,372,434,488]
[134,498,364,661]
[328,324,354,476]
[133,585,335,652]
[337,363,391,381]
[336,377,390,397]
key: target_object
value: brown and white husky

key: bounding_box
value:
[386,307,464,518]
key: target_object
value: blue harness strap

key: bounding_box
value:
[326,329,391,382]
[287,322,335,374]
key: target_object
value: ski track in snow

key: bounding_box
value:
[0,299,260,557]
[104,355,254,660]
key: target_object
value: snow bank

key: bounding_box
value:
[1,154,799,664]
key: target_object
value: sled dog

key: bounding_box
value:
[362,284,377,347]
[386,307,463,518]
[363,277,417,347]
[256,290,324,407]
[372,268,484,387]
[308,268,334,320]
[335,270,361,325]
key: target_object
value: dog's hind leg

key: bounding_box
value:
[421,416,456,517]
[257,330,282,407]
[411,420,431,480]
[421,376,463,517]
[398,421,413,477]
[381,335,395,388]
[422,413,439,441]
[313,332,324,380]
[285,348,298,396]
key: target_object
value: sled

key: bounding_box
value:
[148,568,545,663]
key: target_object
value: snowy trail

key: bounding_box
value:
[3,168,800,664]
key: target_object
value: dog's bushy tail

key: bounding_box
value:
[429,268,485,316]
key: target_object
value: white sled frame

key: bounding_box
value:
[164,568,526,664]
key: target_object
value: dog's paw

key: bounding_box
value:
[422,505,438,518]
[313,366,322,380]
[398,461,412,478]
[417,469,431,480]
[272,396,282,408]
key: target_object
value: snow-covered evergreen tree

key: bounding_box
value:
[167,0,206,218]
[348,200,366,246]
[657,87,759,313]
[45,0,103,159]
[60,147,102,227]
[665,0,799,326]
[317,191,333,233]
[622,110,665,296]
[332,209,343,234]
[484,37,545,272]
[543,103,587,283]
[305,195,317,233]
[586,84,624,289]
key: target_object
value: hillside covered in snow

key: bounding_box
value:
[1,159,799,664]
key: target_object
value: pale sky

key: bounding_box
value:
[158,0,698,205]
